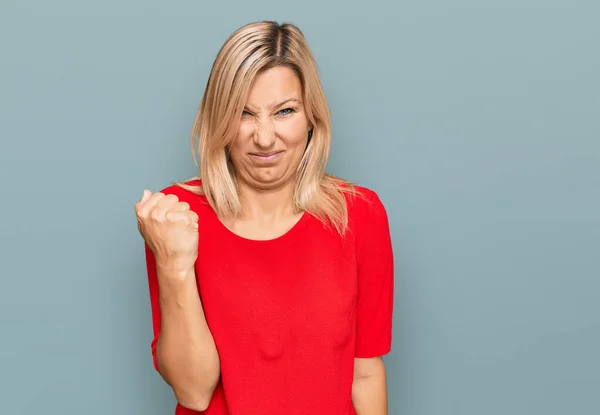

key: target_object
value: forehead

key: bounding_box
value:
[245,66,302,106]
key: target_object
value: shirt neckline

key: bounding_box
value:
[214,210,310,244]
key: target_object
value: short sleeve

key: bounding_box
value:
[353,189,395,358]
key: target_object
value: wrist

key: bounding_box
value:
[156,260,195,282]
[155,256,195,273]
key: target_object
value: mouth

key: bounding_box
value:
[249,151,284,162]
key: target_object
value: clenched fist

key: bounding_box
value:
[135,190,199,272]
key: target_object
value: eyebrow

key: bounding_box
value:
[244,98,302,112]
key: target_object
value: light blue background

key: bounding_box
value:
[1,1,598,414]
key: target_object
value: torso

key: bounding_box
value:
[161,180,378,415]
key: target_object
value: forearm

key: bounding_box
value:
[156,266,220,410]
[351,367,388,414]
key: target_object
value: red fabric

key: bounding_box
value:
[144,180,394,415]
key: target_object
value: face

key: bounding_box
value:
[229,65,311,191]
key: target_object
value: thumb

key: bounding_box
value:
[140,189,151,204]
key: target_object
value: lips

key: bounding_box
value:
[249,151,284,162]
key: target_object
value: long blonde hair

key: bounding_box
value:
[175,21,357,235]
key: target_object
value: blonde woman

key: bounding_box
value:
[135,20,395,415]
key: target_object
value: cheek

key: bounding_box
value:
[238,121,254,137]
[228,139,245,165]
[277,119,309,146]
[231,123,253,151]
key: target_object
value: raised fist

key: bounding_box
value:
[135,190,199,272]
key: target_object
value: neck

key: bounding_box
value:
[237,180,297,221]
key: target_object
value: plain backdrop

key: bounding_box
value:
[1,1,599,414]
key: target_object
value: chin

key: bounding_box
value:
[249,171,293,190]
[253,177,286,190]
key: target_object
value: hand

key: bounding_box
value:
[135,190,199,272]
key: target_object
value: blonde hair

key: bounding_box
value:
[175,20,357,235]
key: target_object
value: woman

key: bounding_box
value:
[135,21,394,415]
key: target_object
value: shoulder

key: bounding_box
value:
[342,184,391,244]
[343,184,392,253]
[157,178,208,207]
[345,184,388,221]
[325,175,386,216]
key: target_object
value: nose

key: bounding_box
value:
[253,118,276,149]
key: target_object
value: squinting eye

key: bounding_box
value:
[241,110,251,117]
[278,108,294,116]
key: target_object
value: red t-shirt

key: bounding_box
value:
[144,180,394,414]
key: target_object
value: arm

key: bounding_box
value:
[146,246,221,411]
[351,188,395,413]
[352,357,388,415]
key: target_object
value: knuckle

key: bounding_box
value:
[166,211,182,223]
[150,210,163,222]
